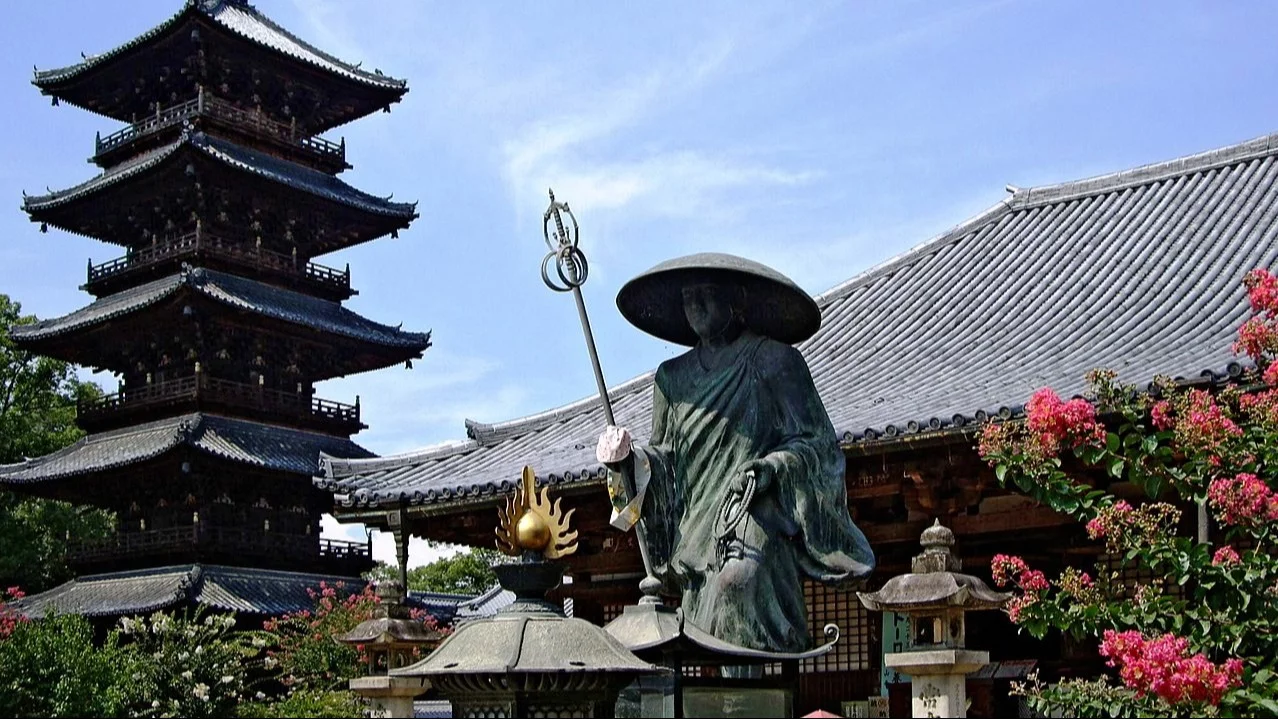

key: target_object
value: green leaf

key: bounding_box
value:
[995,464,1008,483]
[1108,458,1126,479]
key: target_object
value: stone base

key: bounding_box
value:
[885,650,989,719]
[349,675,431,719]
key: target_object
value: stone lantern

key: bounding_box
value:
[857,521,1010,719]
[392,467,662,717]
[336,580,442,719]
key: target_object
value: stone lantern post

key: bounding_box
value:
[392,467,662,717]
[857,521,1009,719]
[336,580,442,718]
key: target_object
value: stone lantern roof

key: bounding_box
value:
[392,467,660,717]
[858,520,1009,613]
[336,581,442,648]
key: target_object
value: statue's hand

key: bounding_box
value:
[596,425,633,465]
[733,457,774,495]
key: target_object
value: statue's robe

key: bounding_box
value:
[632,330,875,652]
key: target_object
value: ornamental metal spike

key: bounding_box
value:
[540,189,613,426]
[537,190,659,590]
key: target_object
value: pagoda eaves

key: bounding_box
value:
[26,132,416,256]
[34,0,406,134]
[14,267,430,380]
[5,0,420,611]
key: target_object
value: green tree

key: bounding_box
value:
[0,612,151,717]
[0,294,113,593]
[366,546,501,595]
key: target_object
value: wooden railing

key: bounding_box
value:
[69,526,372,567]
[95,88,345,165]
[85,226,351,297]
[77,374,361,431]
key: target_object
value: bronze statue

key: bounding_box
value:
[598,253,875,653]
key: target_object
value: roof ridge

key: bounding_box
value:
[815,199,1015,306]
[1010,130,1278,209]
[463,371,656,445]
[34,1,406,92]
[211,1,407,89]
[814,129,1278,308]
[318,437,481,477]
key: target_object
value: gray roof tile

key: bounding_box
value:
[34,1,406,91]
[0,412,373,484]
[25,132,417,218]
[12,266,430,352]
[11,564,366,618]
[317,131,1278,508]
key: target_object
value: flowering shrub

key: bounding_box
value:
[979,267,1278,717]
[248,581,447,715]
[257,581,380,691]
[0,587,27,639]
[119,610,256,718]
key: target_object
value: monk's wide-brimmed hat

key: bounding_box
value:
[616,253,821,346]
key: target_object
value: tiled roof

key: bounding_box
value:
[454,583,516,620]
[0,412,373,485]
[405,590,473,626]
[24,132,417,219]
[10,564,364,619]
[12,266,431,353]
[404,584,516,626]
[33,1,406,91]
[318,131,1278,509]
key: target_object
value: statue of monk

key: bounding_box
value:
[598,253,875,653]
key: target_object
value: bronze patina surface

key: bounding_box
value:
[608,253,875,653]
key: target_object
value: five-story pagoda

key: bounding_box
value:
[0,0,430,620]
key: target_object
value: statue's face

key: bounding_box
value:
[682,283,737,341]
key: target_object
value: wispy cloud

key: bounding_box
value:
[287,0,366,64]
[498,31,812,232]
[322,348,532,454]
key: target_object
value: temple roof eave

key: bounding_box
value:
[32,1,407,95]
[10,267,431,357]
[10,563,370,619]
[23,132,417,223]
[0,412,375,487]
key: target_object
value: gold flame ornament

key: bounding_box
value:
[496,467,578,559]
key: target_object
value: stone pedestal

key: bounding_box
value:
[349,675,430,719]
[884,649,988,719]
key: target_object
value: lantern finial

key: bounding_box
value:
[496,466,578,559]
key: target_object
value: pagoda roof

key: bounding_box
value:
[34,1,405,126]
[318,130,1278,510]
[9,563,365,619]
[0,412,373,486]
[25,131,417,225]
[12,266,430,357]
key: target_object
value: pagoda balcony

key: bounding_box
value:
[93,90,348,173]
[68,525,374,575]
[84,227,354,301]
[78,375,364,436]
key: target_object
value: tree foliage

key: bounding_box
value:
[366,546,501,595]
[979,268,1278,717]
[0,612,152,717]
[0,294,113,593]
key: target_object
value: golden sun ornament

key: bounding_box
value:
[496,466,578,559]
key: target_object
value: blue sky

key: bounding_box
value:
[4,0,1278,566]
